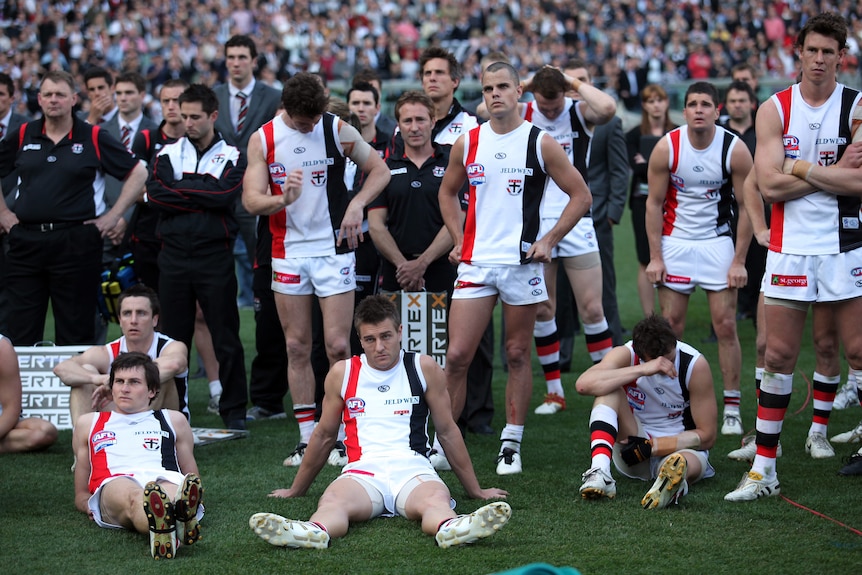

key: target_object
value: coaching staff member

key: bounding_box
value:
[0,70,148,346]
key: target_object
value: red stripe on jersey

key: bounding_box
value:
[92,125,101,162]
[524,102,534,122]
[770,200,785,252]
[88,412,113,493]
[262,122,287,259]
[107,340,122,361]
[775,88,793,135]
[342,356,363,463]
[662,130,681,236]
[461,126,482,264]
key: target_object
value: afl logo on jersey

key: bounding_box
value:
[340,267,351,276]
[269,162,287,185]
[528,276,542,286]
[91,430,117,453]
[783,135,800,158]
[670,173,684,190]
[346,397,366,416]
[851,267,862,277]
[626,387,646,411]
[467,163,486,186]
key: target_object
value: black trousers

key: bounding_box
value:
[158,241,247,424]
[248,261,289,413]
[4,224,101,345]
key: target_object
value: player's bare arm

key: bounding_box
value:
[242,131,302,215]
[529,134,592,262]
[728,142,754,288]
[576,346,676,398]
[424,356,507,500]
[645,137,670,283]
[439,136,468,264]
[269,362,345,499]
[755,100,821,203]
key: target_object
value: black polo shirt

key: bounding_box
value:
[369,143,464,256]
[0,116,139,223]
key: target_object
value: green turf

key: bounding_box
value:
[3,211,861,574]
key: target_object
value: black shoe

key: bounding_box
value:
[468,423,495,435]
[838,452,862,476]
[223,418,247,431]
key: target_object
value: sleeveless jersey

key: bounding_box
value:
[661,126,738,240]
[106,333,190,419]
[86,409,180,493]
[461,121,548,265]
[770,83,862,254]
[259,113,350,258]
[622,341,700,438]
[340,351,430,463]
[523,97,592,216]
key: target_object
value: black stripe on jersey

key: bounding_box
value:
[716,130,735,237]
[676,349,696,431]
[322,112,351,254]
[569,108,590,187]
[153,410,181,472]
[837,87,862,252]
[520,125,546,264]
[402,352,430,456]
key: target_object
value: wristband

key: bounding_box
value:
[791,159,813,181]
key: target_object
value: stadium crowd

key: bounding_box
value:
[0,1,860,117]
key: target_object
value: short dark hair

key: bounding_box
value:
[347,81,379,106]
[114,71,146,93]
[725,80,756,106]
[354,295,400,332]
[394,90,435,122]
[796,12,848,51]
[684,81,719,108]
[83,66,113,87]
[530,67,567,100]
[419,47,461,81]
[179,83,219,115]
[482,61,519,86]
[352,68,382,88]
[225,34,258,59]
[41,70,76,93]
[281,72,328,118]
[0,72,14,97]
[109,351,160,400]
[160,78,189,97]
[117,284,160,318]
[631,314,677,361]
[731,62,758,79]
[327,97,361,131]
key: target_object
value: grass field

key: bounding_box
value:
[2,211,861,575]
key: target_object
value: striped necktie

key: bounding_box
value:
[121,124,132,150]
[0,123,5,140]
[236,91,248,134]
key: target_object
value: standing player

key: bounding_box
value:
[438,62,592,474]
[645,81,753,437]
[242,72,390,466]
[726,13,862,499]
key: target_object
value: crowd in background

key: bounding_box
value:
[1,1,861,119]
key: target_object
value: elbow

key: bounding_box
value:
[574,375,594,396]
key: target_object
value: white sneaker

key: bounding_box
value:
[429,449,451,471]
[578,467,616,500]
[282,442,307,467]
[435,502,512,548]
[207,393,221,415]
[642,453,688,509]
[727,435,782,461]
[804,433,835,459]
[249,513,330,549]
[831,420,862,443]
[724,471,780,502]
[495,447,522,475]
[721,412,744,435]
[327,441,348,466]
[534,393,566,415]
[832,379,859,410]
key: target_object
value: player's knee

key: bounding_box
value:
[712,316,737,340]
[284,338,311,359]
[579,300,605,325]
[504,341,531,369]
[764,345,796,372]
[445,346,473,372]
[325,339,350,362]
[31,421,58,450]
